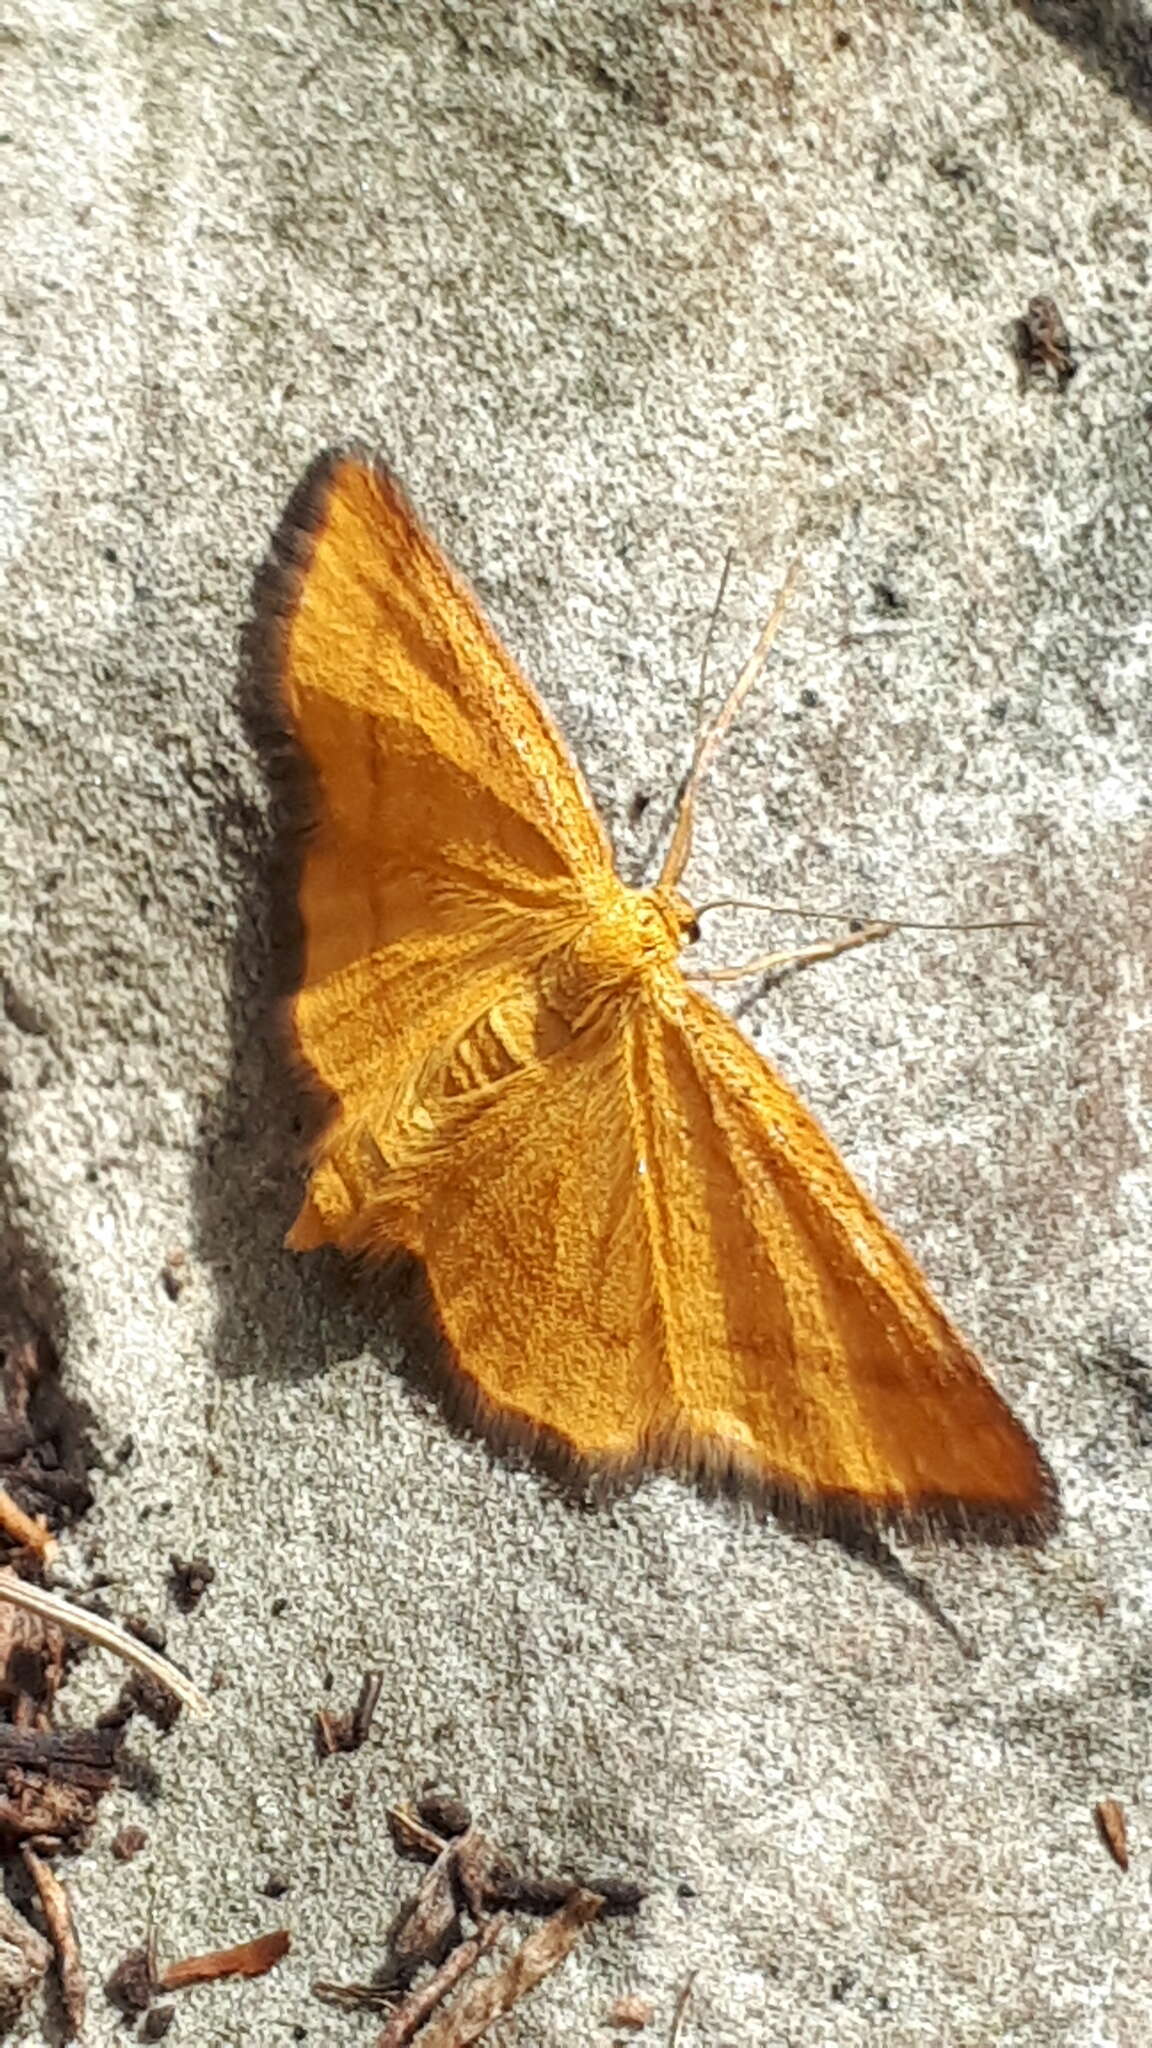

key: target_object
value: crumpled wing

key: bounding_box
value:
[263,452,617,1246]
[355,975,1054,1538]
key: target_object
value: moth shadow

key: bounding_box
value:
[1012,0,1152,127]
[191,454,400,1396]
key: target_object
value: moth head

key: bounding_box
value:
[651,886,701,950]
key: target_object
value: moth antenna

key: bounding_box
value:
[687,921,894,987]
[693,897,1041,934]
[691,547,735,736]
[659,556,803,892]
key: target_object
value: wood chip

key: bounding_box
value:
[1095,1798,1129,1871]
[158,1928,291,1990]
[485,1868,643,1917]
[416,1888,603,2048]
[22,1843,85,2037]
[384,1806,642,1917]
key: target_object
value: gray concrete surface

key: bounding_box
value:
[2,2,1151,2042]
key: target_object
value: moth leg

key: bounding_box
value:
[685,920,893,986]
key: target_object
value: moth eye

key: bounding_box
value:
[685,919,701,945]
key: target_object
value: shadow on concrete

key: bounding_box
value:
[1015,0,1152,121]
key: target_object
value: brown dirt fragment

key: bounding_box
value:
[111,1824,149,1862]
[168,1553,215,1612]
[415,1792,472,1838]
[0,1565,67,1725]
[105,1941,157,2015]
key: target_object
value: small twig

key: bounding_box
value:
[374,1915,508,2048]
[158,1929,290,1989]
[485,1871,644,1917]
[0,1485,56,1561]
[0,1724,121,1780]
[23,1844,85,2037]
[312,1979,397,2012]
[417,1888,603,2047]
[316,1669,383,1756]
[388,1804,452,1861]
[668,1970,696,2048]
[353,1669,383,1745]
[0,1578,207,1715]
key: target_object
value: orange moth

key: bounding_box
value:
[262,451,1056,1540]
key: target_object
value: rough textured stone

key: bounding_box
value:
[1,4,1150,2042]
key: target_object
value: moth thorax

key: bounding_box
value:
[544,887,691,1026]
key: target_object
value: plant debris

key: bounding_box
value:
[0,1722,123,1847]
[315,1668,383,1756]
[0,1321,207,2037]
[1094,1798,1129,1871]
[0,1579,204,1714]
[1014,294,1077,391]
[374,1917,507,2047]
[315,1795,643,2046]
[0,1330,107,2035]
[386,1802,644,1918]
[0,1485,55,1562]
[169,1553,216,1613]
[415,1888,603,2048]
